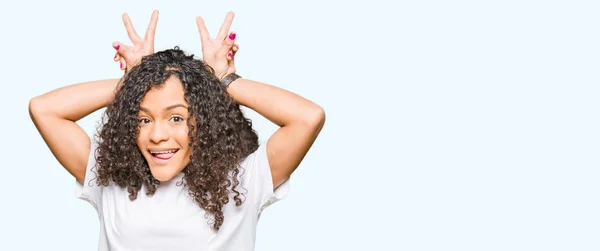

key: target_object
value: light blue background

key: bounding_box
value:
[1,0,599,250]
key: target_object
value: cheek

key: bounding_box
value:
[136,128,148,149]
[176,127,192,165]
[175,126,191,148]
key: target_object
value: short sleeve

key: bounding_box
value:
[75,142,102,209]
[240,141,290,216]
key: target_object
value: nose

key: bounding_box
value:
[149,121,169,144]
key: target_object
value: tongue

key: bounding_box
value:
[155,152,175,160]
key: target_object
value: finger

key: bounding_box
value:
[112,41,128,54]
[223,31,236,48]
[113,52,120,62]
[122,13,142,42]
[112,41,134,62]
[231,44,239,58]
[216,11,235,41]
[219,31,236,56]
[196,16,211,44]
[227,54,236,73]
[119,58,126,70]
[144,10,159,42]
[227,51,234,60]
[112,41,123,51]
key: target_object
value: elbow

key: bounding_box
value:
[29,96,52,122]
[28,96,43,120]
[306,105,326,130]
[282,104,326,130]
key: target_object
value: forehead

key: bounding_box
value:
[140,76,188,108]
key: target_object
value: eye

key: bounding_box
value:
[139,118,151,125]
[170,116,185,123]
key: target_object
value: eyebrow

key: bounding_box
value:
[139,104,188,113]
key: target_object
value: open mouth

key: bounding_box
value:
[149,149,179,162]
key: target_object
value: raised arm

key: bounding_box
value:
[227,79,325,188]
[196,12,325,189]
[29,79,121,183]
[29,10,159,183]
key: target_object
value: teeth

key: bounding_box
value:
[150,150,177,154]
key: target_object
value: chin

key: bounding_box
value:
[149,166,182,182]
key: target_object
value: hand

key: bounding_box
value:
[112,10,159,72]
[196,11,239,80]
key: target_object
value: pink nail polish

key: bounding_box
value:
[228,52,233,58]
[229,33,236,40]
[114,44,120,50]
[114,55,117,59]
[120,63,123,69]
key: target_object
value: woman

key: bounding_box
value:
[29,10,325,251]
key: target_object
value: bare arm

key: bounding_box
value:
[29,79,121,182]
[227,79,326,188]
[30,10,159,183]
[195,12,325,188]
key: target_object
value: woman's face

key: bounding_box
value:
[137,76,192,181]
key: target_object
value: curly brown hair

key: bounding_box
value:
[93,47,259,230]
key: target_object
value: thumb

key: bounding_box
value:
[112,41,134,62]
[221,31,236,55]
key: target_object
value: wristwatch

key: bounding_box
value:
[221,73,241,88]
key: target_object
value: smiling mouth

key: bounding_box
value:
[149,149,179,161]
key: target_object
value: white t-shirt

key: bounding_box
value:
[76,142,289,251]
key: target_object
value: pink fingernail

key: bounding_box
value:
[114,44,120,50]
[114,55,117,59]
[229,33,236,40]
[228,52,233,58]
[120,62,123,69]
